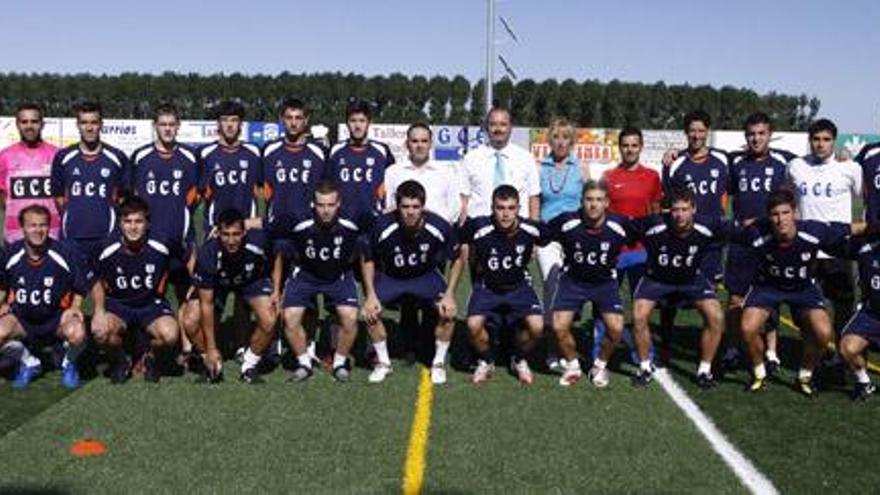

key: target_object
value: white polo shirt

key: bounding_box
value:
[461,142,540,218]
[788,154,862,257]
[384,158,463,223]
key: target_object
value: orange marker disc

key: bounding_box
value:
[70,439,107,457]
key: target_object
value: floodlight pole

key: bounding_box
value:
[485,0,495,115]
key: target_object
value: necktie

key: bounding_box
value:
[494,151,505,187]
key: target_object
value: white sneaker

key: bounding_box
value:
[368,363,393,383]
[431,363,447,384]
[514,358,534,385]
[559,360,583,386]
[589,366,610,388]
[547,357,563,374]
[472,360,495,384]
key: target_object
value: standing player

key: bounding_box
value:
[0,205,90,388]
[660,111,728,363]
[361,181,463,384]
[51,102,129,267]
[460,185,547,384]
[855,138,880,224]
[90,197,180,383]
[129,104,200,301]
[600,126,663,362]
[723,113,795,373]
[276,181,365,383]
[549,181,631,388]
[328,100,394,224]
[0,103,61,243]
[630,189,729,388]
[788,119,862,339]
[199,101,263,229]
[181,209,277,384]
[738,189,870,396]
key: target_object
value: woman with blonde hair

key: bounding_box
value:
[537,117,589,370]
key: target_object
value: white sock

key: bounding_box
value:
[855,368,870,384]
[333,352,347,369]
[565,359,582,371]
[640,359,653,372]
[297,353,312,369]
[697,361,712,375]
[433,340,450,366]
[62,341,84,368]
[373,340,390,366]
[592,358,606,370]
[798,368,813,382]
[19,345,40,368]
[765,350,780,363]
[242,348,261,371]
[753,363,767,380]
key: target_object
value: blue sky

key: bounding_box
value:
[3,0,878,131]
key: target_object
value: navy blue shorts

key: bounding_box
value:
[700,245,724,284]
[743,284,825,314]
[376,271,446,307]
[467,281,543,323]
[724,244,758,297]
[217,277,275,302]
[106,298,175,331]
[551,275,623,314]
[841,306,880,348]
[633,275,717,304]
[283,269,359,309]
[11,311,61,339]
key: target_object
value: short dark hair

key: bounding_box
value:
[15,102,44,119]
[683,110,711,130]
[396,180,426,206]
[74,101,102,119]
[766,188,797,213]
[486,106,512,125]
[582,179,608,197]
[669,187,696,207]
[217,208,245,229]
[346,100,373,120]
[214,100,245,120]
[18,204,50,227]
[314,179,340,198]
[119,195,151,220]
[406,122,432,140]
[619,126,643,145]
[808,118,838,140]
[153,103,181,122]
[492,184,519,204]
[278,98,309,117]
[743,112,773,132]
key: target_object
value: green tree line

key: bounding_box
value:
[0,72,820,130]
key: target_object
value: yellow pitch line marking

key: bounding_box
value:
[402,367,434,495]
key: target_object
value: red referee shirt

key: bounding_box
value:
[603,164,662,251]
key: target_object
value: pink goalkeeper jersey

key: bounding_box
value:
[0,141,61,243]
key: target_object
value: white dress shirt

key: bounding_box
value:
[460,141,540,218]
[384,158,463,223]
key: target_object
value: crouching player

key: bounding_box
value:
[549,181,630,388]
[91,197,179,383]
[180,209,277,384]
[630,188,729,388]
[361,180,464,384]
[0,205,90,388]
[275,181,364,383]
[740,189,873,397]
[837,235,880,401]
[460,185,548,384]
